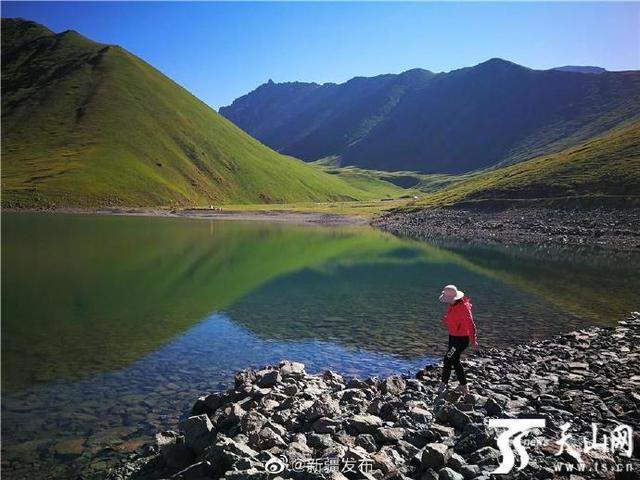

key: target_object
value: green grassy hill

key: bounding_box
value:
[1,18,402,208]
[413,121,640,208]
[313,163,467,193]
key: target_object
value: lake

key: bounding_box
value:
[2,213,638,479]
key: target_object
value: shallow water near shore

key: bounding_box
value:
[2,212,638,478]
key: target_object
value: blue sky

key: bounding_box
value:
[3,2,638,109]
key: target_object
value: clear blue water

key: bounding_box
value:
[2,213,637,479]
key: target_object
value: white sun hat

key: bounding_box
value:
[439,284,464,303]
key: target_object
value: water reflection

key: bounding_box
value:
[228,240,638,353]
[2,214,402,390]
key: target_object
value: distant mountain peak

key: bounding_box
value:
[398,67,435,79]
[473,57,528,71]
[399,67,432,74]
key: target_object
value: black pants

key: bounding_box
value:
[442,335,469,385]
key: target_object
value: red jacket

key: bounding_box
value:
[444,296,477,339]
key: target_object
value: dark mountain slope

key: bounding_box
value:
[1,18,394,208]
[221,68,435,161]
[221,59,640,173]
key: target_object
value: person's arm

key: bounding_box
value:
[441,308,449,328]
[464,303,478,347]
[470,319,478,348]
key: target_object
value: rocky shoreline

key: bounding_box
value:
[373,208,640,252]
[4,208,367,227]
[110,313,640,480]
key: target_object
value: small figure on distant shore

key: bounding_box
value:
[437,284,478,395]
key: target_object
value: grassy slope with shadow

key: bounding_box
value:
[411,121,640,209]
[1,18,402,209]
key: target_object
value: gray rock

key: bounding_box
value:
[347,414,384,434]
[341,388,368,404]
[435,404,471,431]
[375,426,406,444]
[447,452,466,470]
[429,424,455,441]
[355,434,377,452]
[302,394,341,422]
[156,430,182,450]
[162,443,195,470]
[204,436,259,476]
[371,448,402,474]
[223,468,267,480]
[240,410,267,434]
[459,464,480,479]
[312,416,341,434]
[179,414,215,455]
[306,433,336,450]
[421,443,451,469]
[229,440,259,459]
[251,427,286,449]
[134,316,640,480]
[347,378,370,389]
[382,376,407,396]
[468,446,499,466]
[263,420,287,438]
[484,397,503,416]
[379,399,404,421]
[323,370,344,385]
[235,369,256,389]
[192,393,224,416]
[279,360,306,377]
[285,440,312,461]
[438,466,464,480]
[282,384,298,396]
[409,406,433,425]
[453,425,489,455]
[218,402,247,429]
[259,398,279,411]
[421,469,440,480]
[395,439,420,459]
[256,369,281,388]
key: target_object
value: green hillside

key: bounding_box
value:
[1,19,401,208]
[314,162,467,193]
[413,121,640,208]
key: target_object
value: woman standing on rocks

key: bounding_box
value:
[438,285,478,394]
